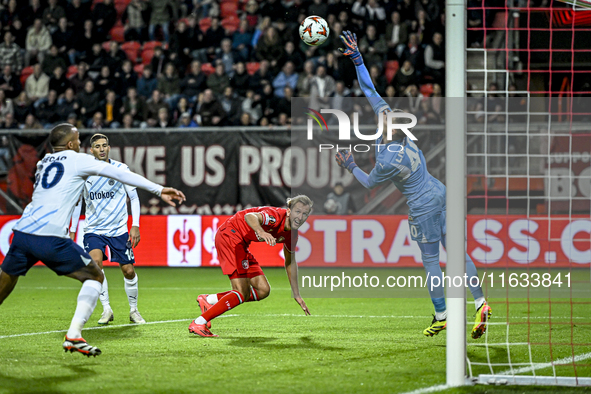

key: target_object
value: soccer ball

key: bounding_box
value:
[299,16,330,46]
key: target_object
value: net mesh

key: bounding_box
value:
[465,0,591,385]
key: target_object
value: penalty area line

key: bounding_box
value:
[399,384,450,394]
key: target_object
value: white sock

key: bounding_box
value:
[435,310,448,321]
[66,280,101,339]
[99,269,111,310]
[475,297,486,310]
[195,316,207,325]
[124,274,139,312]
[206,294,218,305]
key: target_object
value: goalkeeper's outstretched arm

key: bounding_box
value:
[339,30,391,115]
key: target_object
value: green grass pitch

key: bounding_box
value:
[1,267,590,394]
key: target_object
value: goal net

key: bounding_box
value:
[465,0,591,386]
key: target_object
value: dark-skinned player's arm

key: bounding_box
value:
[284,244,310,315]
[244,212,276,246]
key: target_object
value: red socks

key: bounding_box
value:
[214,288,259,303]
[202,290,243,321]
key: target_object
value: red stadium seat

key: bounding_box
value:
[246,62,260,75]
[201,63,215,76]
[221,2,238,18]
[420,83,434,97]
[110,26,125,42]
[143,41,162,51]
[20,66,33,86]
[67,65,78,78]
[385,60,399,84]
[134,63,144,76]
[115,1,127,18]
[121,41,141,63]
[221,16,239,34]
[141,49,154,65]
[199,17,211,33]
[101,41,111,52]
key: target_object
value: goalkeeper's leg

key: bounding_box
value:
[418,241,447,336]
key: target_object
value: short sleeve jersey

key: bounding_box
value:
[13,150,111,238]
[225,206,298,252]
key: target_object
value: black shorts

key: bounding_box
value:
[84,233,135,265]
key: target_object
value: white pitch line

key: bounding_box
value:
[500,352,591,375]
[399,383,450,394]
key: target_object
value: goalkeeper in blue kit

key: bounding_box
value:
[335,31,491,338]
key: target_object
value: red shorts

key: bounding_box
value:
[215,226,265,280]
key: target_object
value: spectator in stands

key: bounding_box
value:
[74,20,99,62]
[13,91,32,124]
[272,61,298,98]
[219,86,241,125]
[329,80,353,117]
[23,0,44,29]
[22,113,42,129]
[35,89,59,127]
[255,26,283,69]
[178,111,197,128]
[307,0,328,19]
[169,19,193,69]
[0,90,14,123]
[416,0,440,23]
[2,112,19,130]
[121,86,147,125]
[352,0,386,33]
[309,65,335,107]
[70,61,91,94]
[196,89,226,126]
[215,38,238,78]
[42,45,67,77]
[206,62,230,96]
[118,60,138,96]
[296,60,315,97]
[53,17,76,65]
[121,112,135,128]
[0,32,23,74]
[137,64,158,98]
[150,45,168,76]
[149,0,177,43]
[468,0,483,48]
[393,60,417,95]
[66,0,91,34]
[106,41,128,73]
[56,87,79,121]
[157,62,181,108]
[25,64,50,104]
[49,65,70,97]
[386,11,408,60]
[25,18,52,67]
[416,99,441,125]
[241,89,262,124]
[277,41,304,73]
[359,24,388,67]
[369,64,388,96]
[95,65,119,96]
[249,59,273,93]
[67,112,83,129]
[194,17,225,64]
[122,0,148,42]
[42,0,65,34]
[88,111,106,129]
[404,84,424,113]
[244,0,260,28]
[232,19,253,62]
[145,89,169,127]
[260,0,284,21]
[239,112,253,126]
[409,10,429,44]
[259,82,275,119]
[156,107,170,128]
[0,0,20,30]
[171,96,190,124]
[424,31,445,85]
[93,0,117,41]
[77,80,101,123]
[230,62,249,98]
[180,60,206,102]
[273,86,292,121]
[99,90,121,128]
[401,33,423,70]
[397,0,415,24]
[9,20,27,56]
[0,65,22,99]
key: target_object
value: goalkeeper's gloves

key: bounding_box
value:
[338,30,363,66]
[335,149,358,173]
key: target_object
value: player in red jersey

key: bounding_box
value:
[189,195,313,337]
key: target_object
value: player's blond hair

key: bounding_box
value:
[287,195,313,209]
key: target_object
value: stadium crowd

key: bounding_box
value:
[0,0,447,129]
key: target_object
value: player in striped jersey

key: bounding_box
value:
[336,31,491,339]
[0,124,185,356]
[70,133,145,325]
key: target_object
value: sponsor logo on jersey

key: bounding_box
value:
[108,179,115,186]
[89,191,116,200]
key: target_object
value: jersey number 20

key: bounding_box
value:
[34,162,65,189]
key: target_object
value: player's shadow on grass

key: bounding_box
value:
[89,324,139,340]
[225,335,345,351]
[0,365,97,394]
